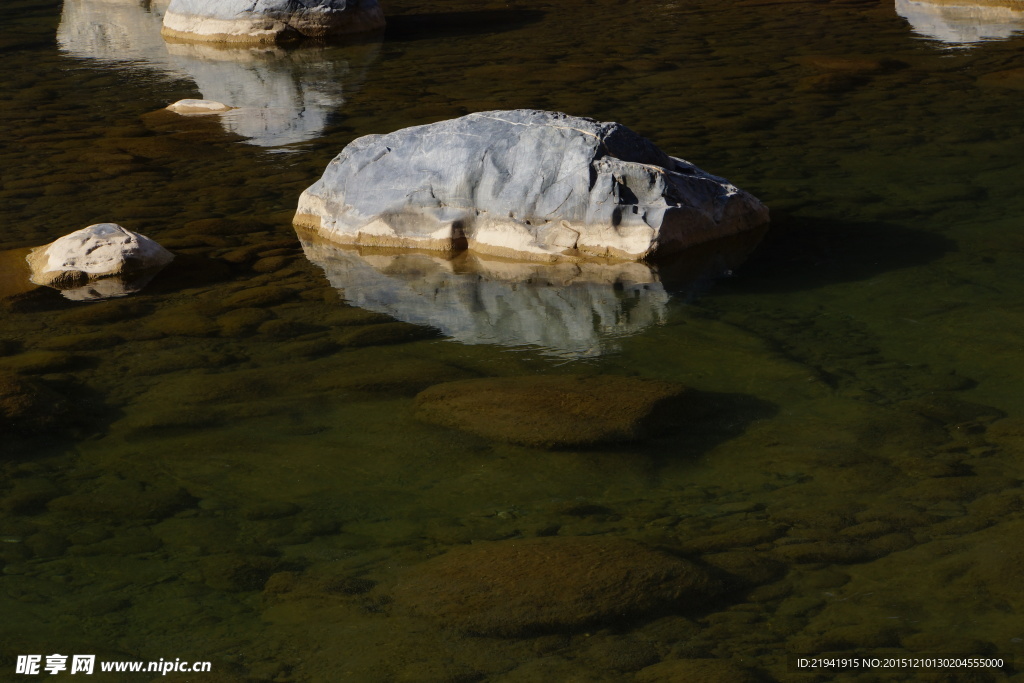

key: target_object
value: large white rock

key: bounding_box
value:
[161,0,385,45]
[26,223,174,290]
[294,110,770,263]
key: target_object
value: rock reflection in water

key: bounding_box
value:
[298,229,764,358]
[57,0,378,148]
[895,0,1024,45]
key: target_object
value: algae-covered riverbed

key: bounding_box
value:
[3,0,1024,681]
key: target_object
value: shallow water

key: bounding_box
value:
[3,0,1024,681]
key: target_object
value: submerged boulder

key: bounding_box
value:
[26,223,173,297]
[391,536,719,636]
[414,374,689,448]
[294,109,769,262]
[161,0,385,45]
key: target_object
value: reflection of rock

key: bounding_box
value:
[161,0,384,45]
[163,41,373,147]
[895,0,1024,45]
[57,0,379,148]
[299,233,671,357]
[414,375,690,448]
[294,110,769,261]
[27,223,173,300]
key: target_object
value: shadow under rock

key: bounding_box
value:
[384,9,546,41]
[603,388,778,458]
[718,211,956,293]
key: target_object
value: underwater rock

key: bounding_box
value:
[414,375,689,449]
[166,98,233,114]
[392,536,718,636]
[0,371,68,436]
[26,223,173,299]
[161,0,385,45]
[294,109,769,262]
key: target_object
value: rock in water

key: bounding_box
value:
[26,223,173,295]
[166,98,233,114]
[391,536,719,636]
[161,0,385,45]
[294,109,769,262]
[414,375,689,448]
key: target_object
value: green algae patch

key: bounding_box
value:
[414,374,690,449]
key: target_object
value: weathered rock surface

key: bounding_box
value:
[414,374,689,448]
[391,536,719,636]
[294,110,769,262]
[161,0,385,45]
[26,223,173,297]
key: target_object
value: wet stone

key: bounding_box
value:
[221,285,297,308]
[391,536,719,636]
[1,477,61,513]
[0,350,76,374]
[56,299,152,325]
[38,331,123,352]
[200,553,280,592]
[335,321,440,347]
[414,374,690,449]
[47,478,196,521]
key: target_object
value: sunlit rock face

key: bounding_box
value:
[295,110,769,263]
[57,0,378,148]
[895,0,1024,45]
[161,0,385,45]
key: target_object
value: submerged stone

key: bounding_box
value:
[391,536,718,636]
[0,371,68,435]
[161,0,385,45]
[294,109,769,262]
[414,374,689,448]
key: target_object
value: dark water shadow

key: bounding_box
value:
[718,211,956,293]
[586,389,778,458]
[1,376,122,463]
[384,9,546,41]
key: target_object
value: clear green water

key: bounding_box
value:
[3,0,1024,680]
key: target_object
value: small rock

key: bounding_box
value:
[166,98,233,114]
[26,223,173,298]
